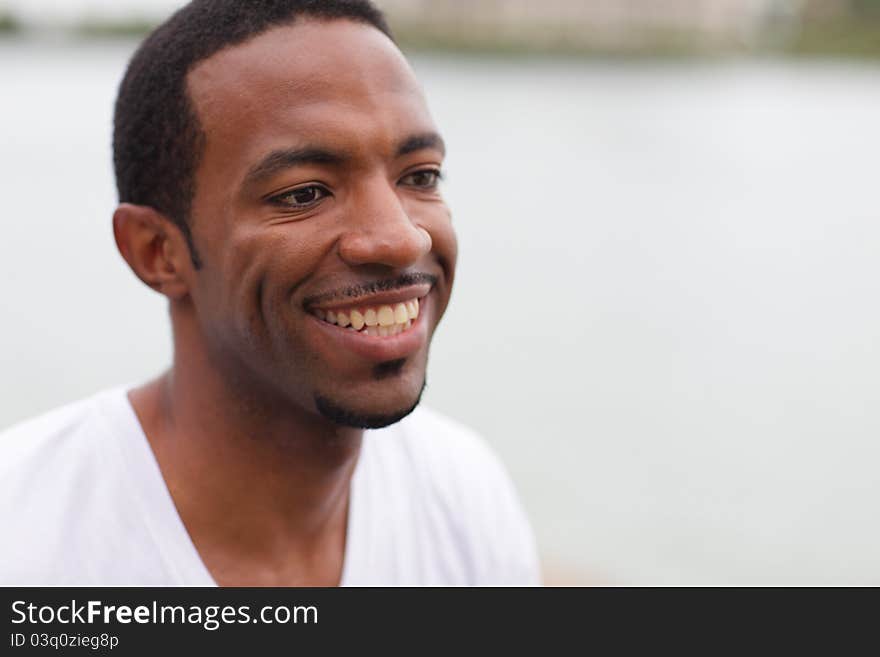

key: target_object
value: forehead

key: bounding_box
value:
[186,19,435,166]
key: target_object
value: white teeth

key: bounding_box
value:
[315,297,422,335]
[377,305,395,327]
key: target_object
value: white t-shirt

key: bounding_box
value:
[0,387,540,586]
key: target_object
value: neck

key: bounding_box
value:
[128,310,363,586]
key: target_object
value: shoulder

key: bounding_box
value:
[0,392,108,471]
[392,406,518,506]
[0,387,136,502]
[0,389,125,583]
[392,405,500,471]
[368,405,542,585]
[0,388,119,503]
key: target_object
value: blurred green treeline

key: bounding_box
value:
[794,0,880,56]
[0,0,878,59]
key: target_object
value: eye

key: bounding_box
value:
[270,184,329,209]
[399,168,443,189]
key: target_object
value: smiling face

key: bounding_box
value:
[181,19,457,428]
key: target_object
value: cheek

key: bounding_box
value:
[226,225,328,333]
[427,208,458,281]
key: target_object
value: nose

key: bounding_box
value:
[337,176,432,268]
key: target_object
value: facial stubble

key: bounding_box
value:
[314,360,426,429]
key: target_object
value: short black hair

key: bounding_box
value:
[113,0,393,268]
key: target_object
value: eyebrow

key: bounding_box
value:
[396,132,446,158]
[243,147,346,188]
[242,132,446,189]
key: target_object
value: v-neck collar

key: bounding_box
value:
[98,386,363,587]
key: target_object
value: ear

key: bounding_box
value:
[113,203,193,300]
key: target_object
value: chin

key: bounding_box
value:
[313,375,426,429]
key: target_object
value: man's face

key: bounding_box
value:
[183,19,457,427]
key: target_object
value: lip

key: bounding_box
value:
[305,283,432,313]
[306,293,430,362]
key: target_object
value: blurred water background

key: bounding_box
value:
[1,0,879,585]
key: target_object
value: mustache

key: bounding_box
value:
[302,272,437,307]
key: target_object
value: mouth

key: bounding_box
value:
[303,282,433,362]
[306,284,430,339]
[312,297,421,337]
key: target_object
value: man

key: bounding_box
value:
[0,0,539,586]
